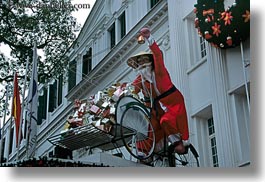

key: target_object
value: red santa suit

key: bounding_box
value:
[132,38,189,151]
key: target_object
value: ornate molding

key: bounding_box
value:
[162,34,170,50]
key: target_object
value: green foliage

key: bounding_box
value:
[0,0,80,117]
[0,0,78,82]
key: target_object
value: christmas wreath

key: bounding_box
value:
[194,0,250,49]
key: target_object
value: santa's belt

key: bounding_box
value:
[153,85,177,116]
[154,85,177,102]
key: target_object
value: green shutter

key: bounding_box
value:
[9,128,14,155]
[1,138,5,161]
[58,75,63,106]
[82,48,92,78]
[37,88,47,125]
[48,81,57,112]
[120,11,126,38]
[38,92,44,124]
[109,23,115,49]
[82,55,89,76]
[151,0,160,8]
[88,48,92,72]
[68,61,77,91]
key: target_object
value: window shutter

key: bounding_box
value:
[58,75,63,106]
[37,88,47,125]
[68,61,77,92]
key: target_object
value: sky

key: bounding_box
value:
[71,0,96,28]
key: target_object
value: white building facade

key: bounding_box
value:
[1,0,250,167]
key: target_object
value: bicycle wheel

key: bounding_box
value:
[116,95,150,124]
[168,144,200,167]
[120,104,155,160]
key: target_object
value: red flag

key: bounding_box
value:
[12,72,22,146]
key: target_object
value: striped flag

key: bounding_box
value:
[26,42,39,158]
[12,72,22,146]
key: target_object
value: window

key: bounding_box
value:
[68,60,77,92]
[57,75,63,106]
[150,0,160,8]
[119,11,126,39]
[208,118,219,167]
[200,37,207,58]
[231,86,250,165]
[1,137,5,161]
[185,12,207,67]
[48,75,63,113]
[82,48,92,77]
[38,88,47,124]
[108,23,116,49]
[9,127,14,155]
[48,80,57,113]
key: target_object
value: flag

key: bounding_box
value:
[12,72,22,146]
[27,42,39,158]
[0,117,2,140]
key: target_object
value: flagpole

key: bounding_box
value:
[26,42,38,159]
[6,73,16,162]
[25,111,29,158]
[26,91,34,159]
[0,118,2,163]
[16,57,30,161]
[0,85,10,163]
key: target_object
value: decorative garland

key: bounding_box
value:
[0,157,110,167]
[194,0,250,49]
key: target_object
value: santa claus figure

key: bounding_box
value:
[127,27,190,155]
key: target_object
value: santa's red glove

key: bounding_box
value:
[140,27,151,39]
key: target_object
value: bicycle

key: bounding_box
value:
[47,94,199,167]
[115,95,200,167]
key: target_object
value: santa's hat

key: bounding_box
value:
[127,51,153,69]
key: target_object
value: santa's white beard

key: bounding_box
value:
[137,63,153,82]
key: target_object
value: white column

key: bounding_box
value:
[92,38,97,68]
[207,45,236,167]
[167,0,188,92]
[103,28,108,57]
[76,54,83,83]
[115,17,119,44]
[167,0,194,142]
